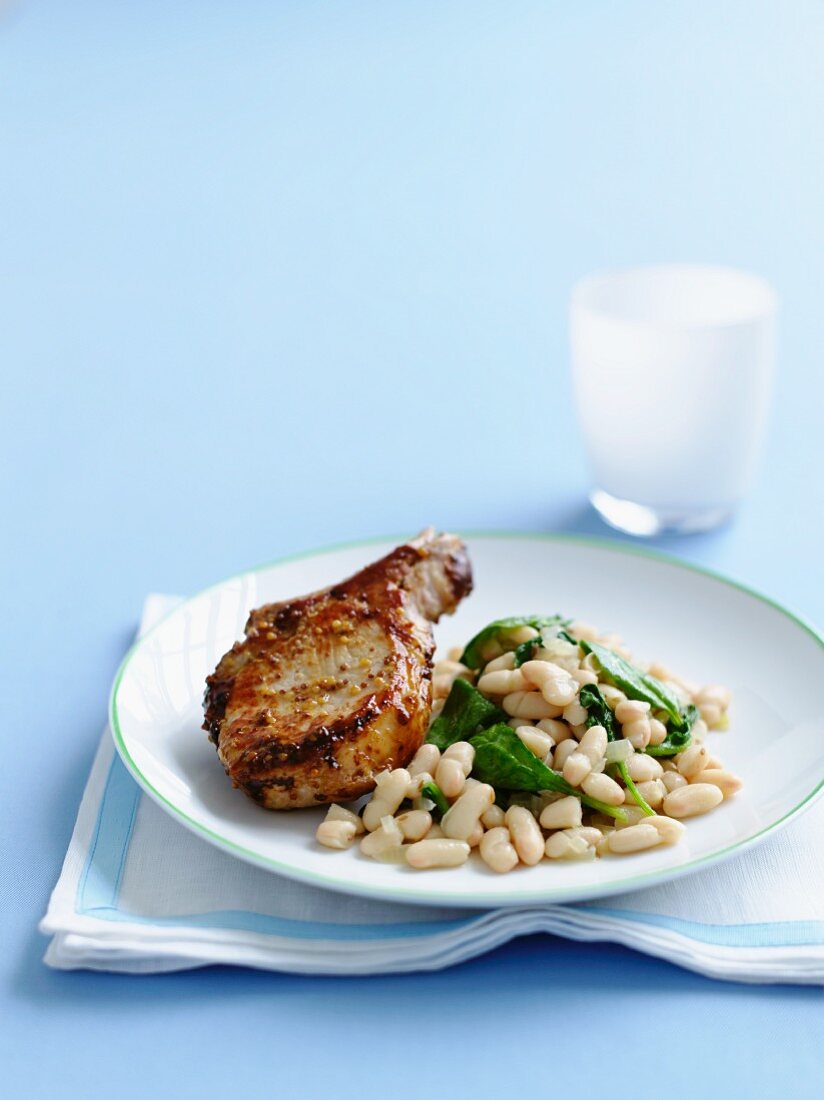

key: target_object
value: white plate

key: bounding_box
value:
[110,534,824,908]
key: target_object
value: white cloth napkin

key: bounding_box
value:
[41,595,824,984]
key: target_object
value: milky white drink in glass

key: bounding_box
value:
[570,264,777,535]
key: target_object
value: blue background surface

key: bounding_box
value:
[3,1,823,1095]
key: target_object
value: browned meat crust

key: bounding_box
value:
[203,531,472,809]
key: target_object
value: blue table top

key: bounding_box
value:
[3,1,823,1095]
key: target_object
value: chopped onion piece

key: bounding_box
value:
[380,815,404,846]
[413,797,436,812]
[605,739,634,764]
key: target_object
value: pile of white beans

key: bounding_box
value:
[316,622,740,872]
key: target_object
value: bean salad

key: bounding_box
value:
[316,615,741,872]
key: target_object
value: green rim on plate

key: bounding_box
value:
[109,531,824,907]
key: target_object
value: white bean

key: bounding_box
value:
[520,660,578,707]
[607,823,662,854]
[633,778,667,810]
[577,724,607,766]
[467,821,484,848]
[623,718,652,749]
[626,754,663,782]
[615,699,651,724]
[563,700,589,727]
[477,668,527,695]
[443,741,475,776]
[595,832,613,857]
[695,684,731,710]
[647,662,672,681]
[503,690,562,720]
[562,751,592,787]
[435,757,466,799]
[539,795,582,831]
[645,815,686,845]
[324,804,365,834]
[433,675,455,699]
[698,702,723,729]
[563,826,602,847]
[662,771,688,792]
[316,820,357,849]
[405,838,470,869]
[544,831,592,859]
[647,717,667,746]
[481,804,506,829]
[479,827,519,873]
[570,620,599,641]
[581,771,625,805]
[362,769,411,831]
[553,739,578,770]
[691,718,709,742]
[483,651,516,673]
[516,725,555,760]
[505,806,544,866]
[408,743,441,778]
[598,683,626,709]
[663,783,724,818]
[434,658,468,676]
[535,791,563,812]
[699,769,743,798]
[615,804,648,827]
[395,809,433,841]
[572,667,599,687]
[677,743,710,779]
[442,783,495,841]
[537,718,573,742]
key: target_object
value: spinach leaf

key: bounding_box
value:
[513,628,581,667]
[579,683,655,817]
[578,683,619,739]
[469,724,627,821]
[645,703,698,757]
[421,781,449,818]
[581,674,696,759]
[513,637,540,667]
[579,640,684,726]
[470,723,561,791]
[426,678,506,751]
[460,615,571,670]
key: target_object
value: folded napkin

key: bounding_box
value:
[41,595,824,984]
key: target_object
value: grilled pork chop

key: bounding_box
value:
[203,531,472,809]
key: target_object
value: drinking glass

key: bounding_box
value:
[570,264,777,536]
